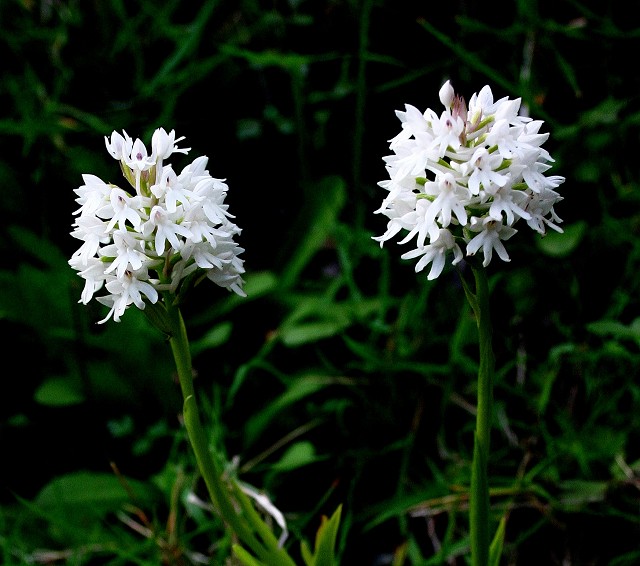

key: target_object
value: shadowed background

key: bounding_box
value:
[1,1,639,564]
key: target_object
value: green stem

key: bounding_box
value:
[165,300,295,565]
[461,266,495,566]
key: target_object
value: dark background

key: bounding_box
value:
[2,1,640,564]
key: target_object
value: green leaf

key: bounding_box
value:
[36,471,154,512]
[301,505,342,566]
[0,254,75,336]
[243,374,333,446]
[141,299,173,337]
[271,441,321,472]
[281,320,349,347]
[314,505,343,566]
[232,545,266,566]
[189,270,279,323]
[362,486,455,532]
[587,318,640,347]
[34,377,85,407]
[8,225,68,268]
[220,44,311,72]
[301,540,315,566]
[489,515,507,566]
[536,221,587,257]
[557,479,609,510]
[610,549,640,566]
[34,471,157,544]
[279,297,381,347]
[191,320,233,355]
[243,270,280,295]
[279,176,346,289]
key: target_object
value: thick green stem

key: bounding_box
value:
[462,266,495,566]
[166,303,255,544]
[165,301,296,566]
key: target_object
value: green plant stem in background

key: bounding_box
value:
[460,265,495,566]
[164,298,297,566]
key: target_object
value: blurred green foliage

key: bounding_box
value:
[1,0,640,564]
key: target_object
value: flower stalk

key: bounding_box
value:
[165,299,297,566]
[460,265,495,566]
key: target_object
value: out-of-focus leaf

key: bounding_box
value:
[244,374,332,446]
[536,221,587,257]
[220,44,311,72]
[233,545,266,566]
[281,320,348,347]
[489,515,507,566]
[557,479,609,509]
[34,377,84,406]
[279,176,346,289]
[279,297,380,347]
[191,321,233,355]
[8,225,68,268]
[34,471,158,544]
[556,97,629,139]
[270,441,321,472]
[36,471,155,512]
[587,317,640,347]
[190,270,279,323]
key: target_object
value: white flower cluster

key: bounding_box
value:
[374,81,565,280]
[69,128,245,323]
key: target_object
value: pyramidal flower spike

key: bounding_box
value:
[374,80,565,279]
[69,128,245,323]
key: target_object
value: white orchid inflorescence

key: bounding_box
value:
[373,80,565,279]
[69,128,245,323]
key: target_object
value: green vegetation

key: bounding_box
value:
[1,0,639,564]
